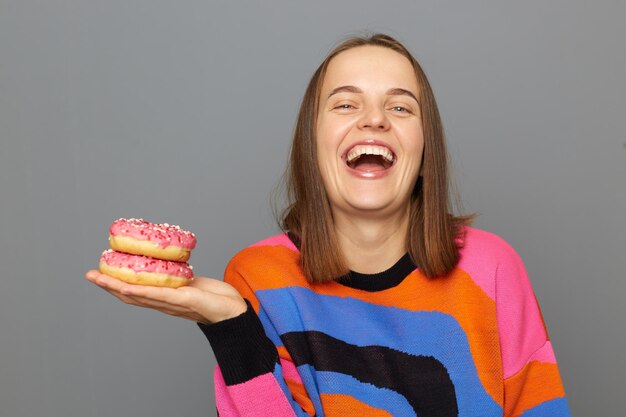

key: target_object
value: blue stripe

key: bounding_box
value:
[315,369,415,416]
[293,363,325,416]
[271,362,321,417]
[256,287,502,416]
[519,397,570,417]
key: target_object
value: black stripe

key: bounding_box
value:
[282,330,458,417]
[337,252,417,291]
[198,299,278,385]
[286,232,418,291]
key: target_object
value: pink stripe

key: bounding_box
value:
[280,357,303,385]
[214,366,297,417]
[529,341,557,364]
[492,232,548,379]
[458,228,550,378]
[456,228,499,300]
[214,367,239,416]
[250,234,299,252]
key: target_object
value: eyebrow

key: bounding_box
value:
[327,85,419,104]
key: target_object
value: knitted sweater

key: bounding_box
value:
[199,227,570,416]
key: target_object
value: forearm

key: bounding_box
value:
[198,300,312,417]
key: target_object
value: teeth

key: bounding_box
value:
[346,145,394,163]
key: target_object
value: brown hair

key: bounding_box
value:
[280,33,472,283]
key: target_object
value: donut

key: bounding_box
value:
[99,249,193,288]
[109,218,196,262]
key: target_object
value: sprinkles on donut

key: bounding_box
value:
[109,218,196,262]
[99,249,193,288]
[100,218,196,288]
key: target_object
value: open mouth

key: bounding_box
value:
[345,144,395,172]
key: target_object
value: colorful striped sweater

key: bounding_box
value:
[199,227,570,416]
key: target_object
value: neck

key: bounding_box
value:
[333,207,410,274]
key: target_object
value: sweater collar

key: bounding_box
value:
[336,253,417,291]
[287,232,418,291]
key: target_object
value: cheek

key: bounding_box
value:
[401,127,425,174]
[315,122,348,177]
[316,114,353,150]
[406,126,425,156]
[314,128,335,180]
[315,123,350,192]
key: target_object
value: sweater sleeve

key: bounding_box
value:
[495,239,571,417]
[197,257,315,417]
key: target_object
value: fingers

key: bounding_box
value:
[115,280,238,323]
[85,270,247,323]
[120,282,192,305]
[86,270,146,305]
[85,270,200,320]
[86,269,124,292]
[86,270,174,300]
[121,285,210,320]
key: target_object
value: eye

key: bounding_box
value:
[334,104,354,110]
[391,106,408,113]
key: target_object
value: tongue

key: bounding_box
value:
[352,155,388,172]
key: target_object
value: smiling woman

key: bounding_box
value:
[310,44,428,278]
[282,35,472,283]
[86,33,571,417]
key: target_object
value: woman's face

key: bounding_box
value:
[316,46,424,219]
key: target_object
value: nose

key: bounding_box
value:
[357,104,390,131]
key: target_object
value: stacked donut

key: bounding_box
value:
[99,218,196,288]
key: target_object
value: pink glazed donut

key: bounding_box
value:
[108,218,196,262]
[99,249,193,288]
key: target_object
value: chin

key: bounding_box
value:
[344,195,402,214]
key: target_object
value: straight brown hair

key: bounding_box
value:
[281,33,472,283]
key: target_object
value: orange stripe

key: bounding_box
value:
[320,393,393,417]
[224,246,307,313]
[284,379,316,416]
[319,270,503,404]
[504,361,565,416]
[276,345,292,361]
[275,346,316,415]
[228,245,504,406]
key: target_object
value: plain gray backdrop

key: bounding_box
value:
[1,1,624,416]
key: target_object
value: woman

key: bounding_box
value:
[86,34,570,416]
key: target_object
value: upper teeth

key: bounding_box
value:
[346,145,394,163]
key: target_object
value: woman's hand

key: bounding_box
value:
[85,270,248,324]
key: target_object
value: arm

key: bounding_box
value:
[197,259,316,417]
[86,245,316,415]
[495,240,571,417]
[198,301,310,417]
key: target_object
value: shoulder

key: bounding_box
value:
[460,229,555,380]
[459,226,522,264]
[456,226,526,301]
[227,233,299,268]
[248,233,299,252]
[223,233,303,288]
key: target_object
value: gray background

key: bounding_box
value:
[1,1,624,416]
